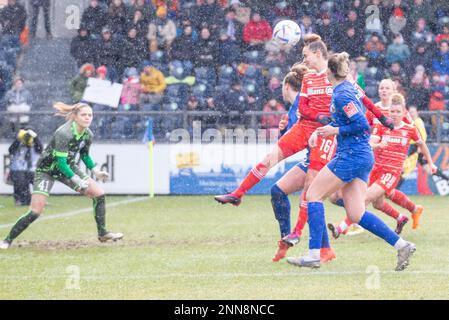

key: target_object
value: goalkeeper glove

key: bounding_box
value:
[71,175,89,190]
[378,115,394,130]
[92,168,109,183]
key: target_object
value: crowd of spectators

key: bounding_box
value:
[2,0,449,140]
[66,0,449,139]
[0,0,31,137]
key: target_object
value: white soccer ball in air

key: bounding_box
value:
[272,20,302,46]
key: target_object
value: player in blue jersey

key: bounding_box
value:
[286,52,416,271]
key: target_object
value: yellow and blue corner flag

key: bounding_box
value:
[142,117,155,144]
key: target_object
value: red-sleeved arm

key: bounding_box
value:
[298,94,317,121]
[362,95,383,119]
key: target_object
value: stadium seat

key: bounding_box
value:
[194,67,216,87]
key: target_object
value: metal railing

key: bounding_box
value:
[1,110,449,144]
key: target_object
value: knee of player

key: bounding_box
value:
[271,184,285,199]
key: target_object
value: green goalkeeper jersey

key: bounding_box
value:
[36,121,93,177]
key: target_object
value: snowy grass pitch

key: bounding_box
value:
[0,195,448,299]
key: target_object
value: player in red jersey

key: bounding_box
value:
[328,94,437,238]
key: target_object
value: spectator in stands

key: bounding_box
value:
[409,64,431,110]
[264,40,286,68]
[119,27,148,75]
[5,77,32,133]
[128,0,155,23]
[82,0,108,37]
[192,0,224,35]
[408,0,434,32]
[345,9,363,32]
[435,24,449,44]
[221,7,243,46]
[261,98,285,131]
[69,63,94,103]
[107,0,129,36]
[70,24,96,68]
[432,40,449,77]
[119,67,142,138]
[315,13,338,52]
[170,23,196,63]
[0,0,27,48]
[429,72,446,136]
[219,79,246,125]
[128,9,149,40]
[340,25,364,58]
[299,15,314,36]
[410,18,434,48]
[409,41,433,75]
[386,62,409,89]
[386,33,411,64]
[387,2,409,41]
[8,128,42,206]
[29,0,52,40]
[265,74,282,102]
[140,65,166,110]
[365,33,386,67]
[95,27,120,82]
[218,28,241,65]
[349,59,365,89]
[242,12,272,51]
[195,26,218,68]
[148,5,177,51]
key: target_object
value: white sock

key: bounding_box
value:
[394,238,407,250]
[396,214,404,222]
[309,249,320,260]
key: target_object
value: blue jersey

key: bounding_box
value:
[280,94,299,136]
[330,81,371,154]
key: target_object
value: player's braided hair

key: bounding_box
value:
[303,34,328,59]
[328,52,350,80]
[53,102,91,121]
[284,63,310,91]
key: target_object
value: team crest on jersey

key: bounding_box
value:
[79,141,86,149]
[325,87,333,95]
[343,102,358,118]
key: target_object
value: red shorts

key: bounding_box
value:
[277,122,309,158]
[309,135,337,171]
[277,122,336,171]
[368,166,401,194]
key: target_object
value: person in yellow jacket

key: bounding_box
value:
[139,66,167,109]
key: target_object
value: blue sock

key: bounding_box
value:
[270,184,291,238]
[321,219,330,249]
[358,211,400,247]
[334,198,345,207]
[308,202,325,250]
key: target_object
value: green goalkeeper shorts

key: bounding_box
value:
[33,167,90,196]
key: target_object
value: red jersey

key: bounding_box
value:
[366,102,412,127]
[371,122,422,173]
[299,70,333,134]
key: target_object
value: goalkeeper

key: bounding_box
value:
[0,102,123,249]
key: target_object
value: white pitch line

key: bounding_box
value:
[0,196,148,230]
[1,270,449,280]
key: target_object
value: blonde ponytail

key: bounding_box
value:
[53,102,91,121]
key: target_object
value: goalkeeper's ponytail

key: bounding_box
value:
[53,102,91,121]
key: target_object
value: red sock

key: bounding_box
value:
[378,201,400,220]
[293,192,308,236]
[234,162,268,197]
[388,189,416,214]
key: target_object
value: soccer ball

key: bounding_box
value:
[272,20,302,46]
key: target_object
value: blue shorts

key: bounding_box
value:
[295,149,310,173]
[326,151,374,183]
